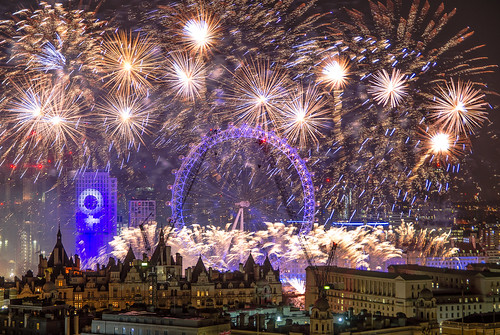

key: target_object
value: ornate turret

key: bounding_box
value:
[310,297,333,335]
[47,226,74,271]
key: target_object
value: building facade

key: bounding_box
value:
[75,172,117,264]
[82,311,230,335]
[1,229,282,314]
[305,266,437,322]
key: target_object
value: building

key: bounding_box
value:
[310,297,333,335]
[1,229,282,313]
[333,310,439,334]
[384,242,489,271]
[441,312,500,334]
[389,264,500,323]
[128,200,156,228]
[0,298,86,335]
[305,266,436,322]
[75,172,117,264]
[82,311,230,335]
[306,264,500,326]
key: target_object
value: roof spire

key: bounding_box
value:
[158,228,165,245]
[57,223,62,241]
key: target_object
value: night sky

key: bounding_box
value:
[0,0,499,200]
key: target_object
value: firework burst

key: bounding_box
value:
[279,84,330,148]
[101,31,163,95]
[428,80,488,136]
[226,60,290,131]
[96,93,154,149]
[319,57,350,90]
[368,68,408,108]
[0,1,107,100]
[1,78,85,163]
[164,52,207,101]
[180,8,221,57]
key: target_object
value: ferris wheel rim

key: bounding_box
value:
[170,124,315,235]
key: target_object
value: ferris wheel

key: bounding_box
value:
[169,124,315,235]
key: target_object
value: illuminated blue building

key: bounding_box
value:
[75,172,117,264]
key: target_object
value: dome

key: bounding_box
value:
[314,297,330,311]
[43,281,57,293]
[419,288,433,300]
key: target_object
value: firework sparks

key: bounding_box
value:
[227,60,290,131]
[108,222,455,280]
[423,129,465,164]
[0,1,107,100]
[320,57,349,90]
[411,128,465,177]
[96,93,154,148]
[181,9,220,56]
[428,80,488,136]
[279,84,329,147]
[101,31,162,94]
[1,78,85,162]
[165,52,206,101]
[368,68,408,108]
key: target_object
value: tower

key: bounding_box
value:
[310,297,333,335]
[75,172,117,264]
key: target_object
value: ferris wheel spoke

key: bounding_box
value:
[171,125,315,234]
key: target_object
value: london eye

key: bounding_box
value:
[170,125,315,235]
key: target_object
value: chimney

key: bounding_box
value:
[239,263,244,272]
[74,255,80,269]
[186,267,192,282]
[65,315,70,335]
[74,314,80,335]
[176,253,182,268]
[166,246,171,265]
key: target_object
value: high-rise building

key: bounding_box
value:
[128,200,156,228]
[75,172,117,264]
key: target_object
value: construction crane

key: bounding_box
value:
[300,237,337,300]
[139,211,155,252]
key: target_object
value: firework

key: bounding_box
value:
[368,68,408,108]
[319,57,350,90]
[164,52,207,101]
[422,128,466,164]
[311,0,495,220]
[279,84,330,148]
[108,221,455,281]
[1,78,85,164]
[95,93,154,149]
[0,2,107,100]
[101,31,163,95]
[226,60,290,131]
[148,0,324,70]
[428,80,488,136]
[180,8,221,57]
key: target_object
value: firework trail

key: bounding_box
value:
[0,2,108,101]
[311,0,495,220]
[0,0,494,278]
[108,221,454,279]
